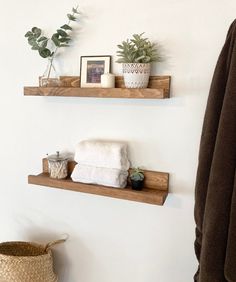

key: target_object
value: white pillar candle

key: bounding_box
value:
[101,73,115,88]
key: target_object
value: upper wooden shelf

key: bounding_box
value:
[28,159,169,206]
[24,75,171,99]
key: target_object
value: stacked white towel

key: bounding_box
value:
[74,140,130,170]
[71,165,128,188]
[72,140,130,188]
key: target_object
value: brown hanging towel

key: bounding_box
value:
[194,19,236,282]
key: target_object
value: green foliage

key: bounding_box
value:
[25,6,79,59]
[67,14,77,21]
[60,24,72,31]
[116,33,161,63]
[130,167,145,181]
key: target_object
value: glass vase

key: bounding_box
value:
[39,58,61,87]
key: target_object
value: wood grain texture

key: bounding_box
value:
[42,158,169,191]
[28,158,169,205]
[24,76,171,99]
[28,173,168,205]
[59,75,170,90]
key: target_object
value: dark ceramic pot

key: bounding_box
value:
[131,179,144,191]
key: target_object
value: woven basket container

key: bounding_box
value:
[0,240,64,282]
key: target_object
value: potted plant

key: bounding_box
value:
[130,167,145,191]
[25,6,80,87]
[116,33,161,88]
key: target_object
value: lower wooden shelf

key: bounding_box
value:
[28,173,168,205]
[28,159,169,206]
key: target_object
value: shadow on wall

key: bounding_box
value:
[24,229,99,282]
[22,230,69,281]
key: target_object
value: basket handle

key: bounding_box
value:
[45,235,68,252]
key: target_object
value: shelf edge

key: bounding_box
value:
[24,87,169,99]
[28,174,168,206]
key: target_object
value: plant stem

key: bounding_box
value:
[47,5,78,80]
[47,47,58,80]
[47,58,53,80]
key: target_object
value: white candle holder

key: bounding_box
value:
[101,73,115,88]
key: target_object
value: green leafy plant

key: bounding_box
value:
[130,167,145,181]
[25,6,79,78]
[116,33,161,63]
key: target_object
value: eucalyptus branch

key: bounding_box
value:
[25,6,79,80]
[25,5,80,61]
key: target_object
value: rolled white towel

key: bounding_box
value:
[71,164,128,188]
[74,140,130,170]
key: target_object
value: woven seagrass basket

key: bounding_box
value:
[0,239,65,282]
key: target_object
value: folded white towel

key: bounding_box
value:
[74,140,130,170]
[71,164,128,188]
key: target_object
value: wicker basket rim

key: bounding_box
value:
[0,241,52,258]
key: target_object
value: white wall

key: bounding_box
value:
[0,0,235,281]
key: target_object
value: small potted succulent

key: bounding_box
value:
[130,167,145,191]
[116,33,161,88]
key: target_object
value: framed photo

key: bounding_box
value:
[80,55,111,88]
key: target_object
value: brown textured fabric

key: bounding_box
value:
[194,19,236,282]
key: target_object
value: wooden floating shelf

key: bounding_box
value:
[24,75,171,99]
[28,159,169,206]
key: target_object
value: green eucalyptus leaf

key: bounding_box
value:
[57,29,68,37]
[59,37,71,43]
[32,27,41,37]
[51,34,61,47]
[38,36,48,42]
[25,6,80,60]
[27,35,36,42]
[67,14,76,21]
[60,24,72,30]
[52,33,60,39]
[25,31,33,37]
[31,27,38,33]
[39,48,51,58]
[35,31,41,38]
[28,38,37,46]
[31,45,39,50]
[41,40,48,49]
[72,7,79,14]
